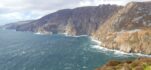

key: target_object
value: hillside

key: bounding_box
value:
[3,5,121,35]
[93,2,151,54]
[96,57,151,70]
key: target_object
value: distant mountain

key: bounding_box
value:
[3,5,121,35]
[93,2,151,54]
[2,20,35,30]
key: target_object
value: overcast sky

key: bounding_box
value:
[0,0,150,25]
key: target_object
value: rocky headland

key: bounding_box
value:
[93,2,151,54]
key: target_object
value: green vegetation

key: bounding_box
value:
[96,58,151,70]
[144,64,151,70]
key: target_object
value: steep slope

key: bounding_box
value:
[93,2,151,54]
[4,5,121,35]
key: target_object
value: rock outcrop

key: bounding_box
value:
[96,57,151,70]
[93,2,151,54]
[3,5,121,35]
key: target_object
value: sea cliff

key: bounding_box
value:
[93,2,151,54]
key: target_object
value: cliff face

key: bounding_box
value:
[93,2,151,54]
[96,57,151,70]
[3,5,120,35]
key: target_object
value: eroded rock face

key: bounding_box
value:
[3,5,121,35]
[96,57,151,70]
[93,2,151,54]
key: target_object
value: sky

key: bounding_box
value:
[0,0,150,25]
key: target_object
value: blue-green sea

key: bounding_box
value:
[0,29,136,70]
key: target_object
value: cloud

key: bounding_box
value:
[0,0,81,25]
[0,0,150,25]
[79,0,151,6]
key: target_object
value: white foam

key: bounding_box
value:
[34,32,47,35]
[71,35,88,37]
[91,45,109,53]
[90,37,151,57]
[34,32,52,35]
[35,32,42,35]
[63,34,88,38]
[82,66,87,69]
[91,44,129,57]
[90,37,102,45]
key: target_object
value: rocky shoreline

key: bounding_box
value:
[91,37,151,57]
[93,2,151,55]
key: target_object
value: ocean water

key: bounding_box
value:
[0,29,136,70]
